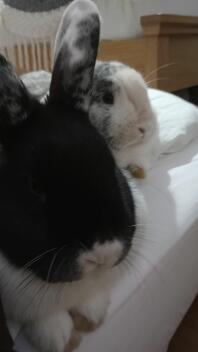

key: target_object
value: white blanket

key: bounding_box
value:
[149,89,198,155]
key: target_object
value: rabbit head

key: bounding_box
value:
[90,61,156,152]
[0,0,136,284]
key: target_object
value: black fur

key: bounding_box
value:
[0,2,136,283]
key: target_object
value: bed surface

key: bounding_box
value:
[13,86,198,352]
[76,137,198,352]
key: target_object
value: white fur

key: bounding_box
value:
[78,240,123,274]
[54,0,101,65]
[24,312,74,352]
[72,289,110,326]
[112,67,159,171]
[53,0,101,113]
[90,63,160,173]
[0,178,147,352]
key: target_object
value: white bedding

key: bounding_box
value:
[13,87,198,351]
[149,89,198,155]
[74,137,198,352]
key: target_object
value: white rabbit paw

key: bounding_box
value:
[24,311,81,352]
[70,292,110,333]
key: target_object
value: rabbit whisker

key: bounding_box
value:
[144,62,176,80]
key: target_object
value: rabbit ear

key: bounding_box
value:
[0,55,32,127]
[49,0,101,112]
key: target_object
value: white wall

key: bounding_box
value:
[93,0,198,40]
[137,0,198,17]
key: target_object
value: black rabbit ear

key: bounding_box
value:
[0,55,32,127]
[49,0,101,112]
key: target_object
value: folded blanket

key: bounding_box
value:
[148,89,198,155]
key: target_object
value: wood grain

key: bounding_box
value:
[97,14,198,92]
[3,14,198,93]
[98,38,146,76]
[141,14,198,91]
[141,14,198,35]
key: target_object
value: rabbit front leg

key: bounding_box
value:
[23,311,81,352]
[127,165,146,179]
[70,290,110,333]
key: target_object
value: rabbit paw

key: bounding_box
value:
[24,311,81,352]
[69,310,101,332]
[64,329,81,352]
[128,165,146,179]
[70,292,109,333]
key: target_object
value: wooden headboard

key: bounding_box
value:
[98,14,198,92]
[1,14,198,93]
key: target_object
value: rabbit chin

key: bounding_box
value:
[0,179,147,334]
[0,248,121,327]
[77,240,124,275]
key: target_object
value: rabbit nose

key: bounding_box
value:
[139,127,145,135]
[78,240,124,274]
[89,240,123,267]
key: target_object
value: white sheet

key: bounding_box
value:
[13,88,198,351]
[149,89,198,155]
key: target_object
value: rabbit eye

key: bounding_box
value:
[102,92,114,105]
[30,177,46,202]
[31,178,40,194]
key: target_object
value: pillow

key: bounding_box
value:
[149,89,198,155]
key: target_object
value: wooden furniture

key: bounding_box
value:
[2,14,198,93]
[98,14,198,92]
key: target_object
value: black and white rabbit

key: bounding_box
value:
[0,1,145,351]
[90,61,160,178]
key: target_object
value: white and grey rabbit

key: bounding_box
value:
[90,61,160,178]
[0,1,145,352]
[21,49,159,180]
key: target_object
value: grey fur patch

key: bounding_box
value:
[91,61,123,104]
[50,2,100,111]
[95,61,123,77]
[89,61,122,148]
[0,55,29,125]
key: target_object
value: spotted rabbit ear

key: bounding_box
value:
[49,0,101,112]
[0,55,32,127]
